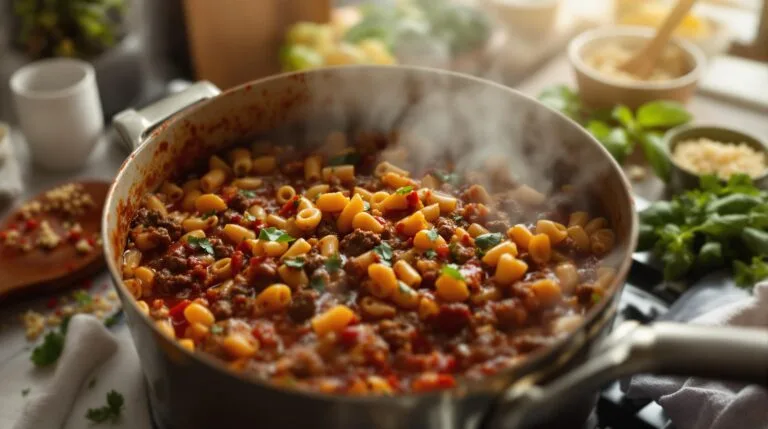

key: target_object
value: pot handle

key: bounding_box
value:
[113,81,221,151]
[484,321,768,429]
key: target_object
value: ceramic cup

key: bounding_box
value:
[10,58,104,171]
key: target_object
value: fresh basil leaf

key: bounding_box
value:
[441,263,465,281]
[734,257,768,288]
[588,122,632,164]
[259,227,295,243]
[395,186,414,195]
[452,214,464,223]
[707,194,762,215]
[373,242,393,265]
[426,229,439,242]
[284,257,305,269]
[639,132,672,183]
[636,101,692,129]
[325,253,343,273]
[327,152,361,166]
[699,174,722,193]
[586,120,611,140]
[538,85,583,121]
[187,236,215,255]
[474,232,503,250]
[611,105,635,131]
[363,201,371,212]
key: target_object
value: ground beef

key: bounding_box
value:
[316,219,336,237]
[344,257,367,283]
[131,208,183,240]
[154,271,195,294]
[211,238,232,259]
[245,258,279,290]
[340,230,381,257]
[451,243,475,265]
[228,194,250,212]
[280,348,325,378]
[491,299,528,329]
[434,217,456,240]
[377,320,415,351]
[135,227,173,249]
[486,219,511,234]
[434,303,472,334]
[302,251,326,275]
[288,289,317,323]
[210,300,233,319]
[149,255,187,274]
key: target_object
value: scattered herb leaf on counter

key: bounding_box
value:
[21,388,30,397]
[103,310,123,328]
[537,86,691,181]
[638,173,768,286]
[86,390,124,424]
[88,378,97,389]
[30,316,71,367]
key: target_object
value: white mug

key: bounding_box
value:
[10,58,104,171]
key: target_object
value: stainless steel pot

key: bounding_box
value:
[106,66,768,429]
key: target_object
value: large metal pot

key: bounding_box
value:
[106,66,768,429]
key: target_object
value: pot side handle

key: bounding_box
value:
[484,321,768,429]
[113,81,221,151]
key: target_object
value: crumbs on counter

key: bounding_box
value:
[21,286,120,340]
[0,183,101,253]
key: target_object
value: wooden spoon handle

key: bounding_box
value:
[623,0,698,79]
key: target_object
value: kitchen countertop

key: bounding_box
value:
[1,54,767,425]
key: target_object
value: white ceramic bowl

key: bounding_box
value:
[483,0,562,39]
[567,26,706,109]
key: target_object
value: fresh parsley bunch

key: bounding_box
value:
[638,173,768,286]
[538,85,692,181]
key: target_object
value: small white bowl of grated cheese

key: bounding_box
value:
[665,125,768,191]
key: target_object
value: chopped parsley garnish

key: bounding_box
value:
[424,249,437,260]
[30,316,71,367]
[327,151,361,166]
[310,275,326,292]
[474,233,503,250]
[433,170,461,186]
[73,290,92,306]
[395,186,414,195]
[373,242,393,265]
[441,264,465,281]
[259,227,295,243]
[398,281,414,295]
[210,325,224,335]
[452,214,464,223]
[284,257,305,269]
[325,253,344,273]
[88,378,97,389]
[201,210,217,219]
[363,201,371,212]
[187,236,215,255]
[244,212,257,222]
[85,390,124,424]
[21,388,30,397]
[238,189,257,198]
[103,310,123,328]
[426,229,439,242]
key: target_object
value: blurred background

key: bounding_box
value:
[0,0,766,121]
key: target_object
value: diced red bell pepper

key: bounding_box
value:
[231,250,244,273]
[411,373,456,392]
[435,244,449,259]
[279,195,301,217]
[169,299,191,320]
[339,326,361,347]
[25,219,39,231]
[406,191,420,208]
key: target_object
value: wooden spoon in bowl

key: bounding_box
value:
[619,0,698,79]
[0,181,110,302]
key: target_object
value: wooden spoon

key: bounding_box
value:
[619,0,698,79]
[0,181,110,302]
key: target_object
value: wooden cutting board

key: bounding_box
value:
[0,181,109,301]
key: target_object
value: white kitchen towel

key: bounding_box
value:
[0,125,23,205]
[9,314,152,429]
[625,277,768,429]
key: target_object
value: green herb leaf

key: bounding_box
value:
[103,310,123,328]
[426,229,439,242]
[325,253,344,273]
[611,105,635,131]
[433,170,461,186]
[187,236,215,255]
[201,210,217,220]
[591,292,602,305]
[363,201,371,212]
[636,101,692,129]
[284,257,305,269]
[30,330,65,367]
[639,132,672,183]
[373,242,393,265]
[88,378,97,389]
[397,281,414,295]
[73,290,92,306]
[538,85,583,121]
[244,212,257,223]
[259,227,295,243]
[424,249,437,260]
[86,390,124,424]
[238,189,257,199]
[210,325,224,335]
[21,388,30,397]
[327,152,361,166]
[452,214,464,223]
[474,233,503,250]
[587,121,632,164]
[734,257,768,288]
[441,264,465,281]
[310,275,326,292]
[395,186,414,195]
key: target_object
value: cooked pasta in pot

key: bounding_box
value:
[121,130,616,395]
